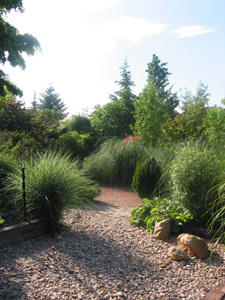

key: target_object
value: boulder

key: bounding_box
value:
[177,233,210,259]
[153,219,170,240]
[168,246,189,261]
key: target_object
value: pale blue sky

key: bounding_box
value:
[2,0,225,114]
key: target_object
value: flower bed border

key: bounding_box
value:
[0,218,46,248]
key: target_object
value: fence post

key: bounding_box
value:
[22,167,27,221]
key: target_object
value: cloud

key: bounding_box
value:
[174,26,214,38]
[107,17,168,43]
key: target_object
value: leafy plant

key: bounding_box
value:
[170,143,219,225]
[130,196,192,234]
[5,150,100,234]
[56,132,87,159]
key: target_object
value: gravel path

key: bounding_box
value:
[0,208,225,299]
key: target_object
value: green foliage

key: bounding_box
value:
[145,54,179,117]
[38,85,67,119]
[208,179,225,244]
[66,114,92,134]
[170,144,219,224]
[0,2,40,96]
[132,155,162,199]
[204,106,225,145]
[83,137,145,187]
[0,152,18,213]
[91,89,135,138]
[110,58,135,100]
[130,197,192,234]
[6,150,100,233]
[161,101,208,143]
[0,93,32,131]
[56,131,92,159]
[133,84,167,145]
[0,0,23,14]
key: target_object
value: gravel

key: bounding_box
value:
[0,209,225,300]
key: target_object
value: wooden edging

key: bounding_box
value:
[0,218,46,249]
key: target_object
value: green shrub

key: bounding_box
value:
[130,196,192,234]
[83,137,145,187]
[170,144,219,225]
[6,150,100,233]
[68,114,92,134]
[56,132,86,158]
[132,155,162,199]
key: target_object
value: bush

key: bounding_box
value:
[170,144,219,225]
[68,114,92,134]
[132,155,162,199]
[6,150,100,233]
[130,196,192,234]
[56,132,87,159]
[83,137,145,187]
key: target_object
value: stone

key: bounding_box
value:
[177,233,210,259]
[168,246,189,261]
[153,219,170,239]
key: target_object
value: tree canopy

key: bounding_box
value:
[0,0,40,96]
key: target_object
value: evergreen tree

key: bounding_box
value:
[0,0,40,96]
[193,81,210,105]
[145,54,179,116]
[110,58,135,101]
[180,86,193,112]
[31,91,38,111]
[39,85,67,118]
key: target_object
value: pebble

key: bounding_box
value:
[0,210,224,299]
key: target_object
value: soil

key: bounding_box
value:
[88,186,143,217]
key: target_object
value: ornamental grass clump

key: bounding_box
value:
[0,152,18,212]
[208,178,225,245]
[6,150,99,233]
[83,137,145,187]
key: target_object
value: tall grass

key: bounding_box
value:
[208,179,225,243]
[0,152,18,212]
[208,144,225,244]
[83,138,146,187]
[6,150,100,233]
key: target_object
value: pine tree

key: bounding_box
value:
[110,58,135,101]
[145,54,179,116]
[39,85,67,119]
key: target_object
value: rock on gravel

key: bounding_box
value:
[0,209,224,300]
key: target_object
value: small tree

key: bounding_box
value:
[39,85,68,120]
[145,54,179,117]
[109,58,135,101]
[91,59,136,138]
[133,84,167,145]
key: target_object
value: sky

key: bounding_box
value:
[2,0,225,115]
